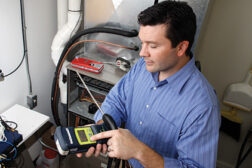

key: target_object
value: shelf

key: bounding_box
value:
[67,63,125,85]
[68,99,95,121]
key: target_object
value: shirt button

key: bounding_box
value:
[153,87,157,90]
[146,104,149,108]
[139,121,143,125]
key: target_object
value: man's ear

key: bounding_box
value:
[176,41,189,57]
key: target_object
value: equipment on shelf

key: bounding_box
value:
[71,57,104,74]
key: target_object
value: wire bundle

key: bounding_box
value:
[0,116,18,163]
[79,89,105,106]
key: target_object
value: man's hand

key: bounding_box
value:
[76,120,107,158]
[77,128,164,168]
[76,143,107,158]
[90,128,141,160]
[76,128,141,160]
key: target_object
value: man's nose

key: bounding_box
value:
[139,45,149,57]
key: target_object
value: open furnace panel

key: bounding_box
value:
[67,64,125,126]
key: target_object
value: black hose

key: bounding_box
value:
[102,114,120,168]
[107,158,113,168]
[115,159,121,168]
[103,114,117,130]
[51,27,138,126]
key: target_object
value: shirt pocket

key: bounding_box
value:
[152,111,180,157]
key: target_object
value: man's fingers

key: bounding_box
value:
[76,153,83,158]
[95,144,102,157]
[107,151,116,158]
[107,139,112,146]
[85,147,95,158]
[102,144,107,154]
[80,129,117,158]
[91,130,116,141]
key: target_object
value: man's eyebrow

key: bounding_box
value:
[141,40,159,44]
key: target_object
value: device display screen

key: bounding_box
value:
[77,130,88,142]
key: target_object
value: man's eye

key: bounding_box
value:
[150,45,158,48]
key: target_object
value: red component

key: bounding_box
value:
[71,57,104,73]
[44,149,57,159]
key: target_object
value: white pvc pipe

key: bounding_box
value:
[51,0,82,104]
[57,0,68,30]
[51,0,82,73]
[59,71,67,104]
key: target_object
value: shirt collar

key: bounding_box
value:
[151,57,196,94]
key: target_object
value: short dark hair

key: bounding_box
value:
[137,0,196,56]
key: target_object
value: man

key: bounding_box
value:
[78,1,220,167]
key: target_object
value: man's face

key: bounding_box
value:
[139,24,178,74]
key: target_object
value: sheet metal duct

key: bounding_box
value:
[84,0,210,52]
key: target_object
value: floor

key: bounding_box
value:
[59,154,108,168]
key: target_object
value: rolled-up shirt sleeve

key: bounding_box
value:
[163,105,220,168]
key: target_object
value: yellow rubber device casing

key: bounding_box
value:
[74,127,96,145]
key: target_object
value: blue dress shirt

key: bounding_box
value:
[94,57,220,168]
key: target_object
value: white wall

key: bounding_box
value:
[196,0,252,167]
[0,0,57,161]
[0,1,27,111]
[0,0,57,120]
